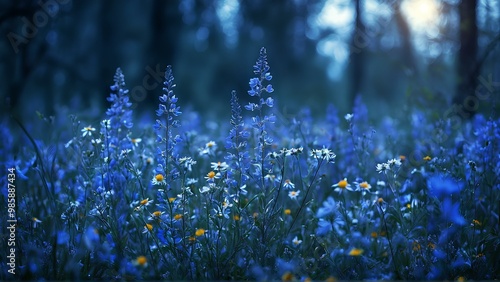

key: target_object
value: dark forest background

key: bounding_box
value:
[1,0,499,124]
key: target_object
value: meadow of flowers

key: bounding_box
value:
[1,47,499,280]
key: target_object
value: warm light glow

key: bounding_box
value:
[401,0,440,35]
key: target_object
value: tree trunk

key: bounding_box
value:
[348,0,366,109]
[454,0,478,117]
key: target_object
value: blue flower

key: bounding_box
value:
[317,197,337,218]
[441,198,466,225]
[154,65,182,177]
[427,174,464,198]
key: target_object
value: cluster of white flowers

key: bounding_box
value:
[376,158,402,173]
[199,141,217,156]
[179,156,197,172]
[268,147,304,159]
[310,147,336,163]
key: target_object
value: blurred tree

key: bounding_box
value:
[347,0,366,109]
[0,0,49,116]
[454,0,478,116]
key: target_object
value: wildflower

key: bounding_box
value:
[310,147,336,162]
[284,209,292,215]
[387,158,402,167]
[151,173,166,186]
[32,217,42,228]
[188,236,196,243]
[91,138,102,146]
[210,161,229,171]
[356,181,372,191]
[441,198,466,225]
[427,174,464,198]
[206,140,216,149]
[376,180,386,186]
[344,113,354,121]
[134,255,148,267]
[283,179,295,189]
[376,163,389,173]
[316,197,337,218]
[264,174,277,183]
[371,231,378,238]
[282,271,295,281]
[233,214,240,221]
[195,228,205,237]
[423,155,432,161]
[472,219,481,226]
[81,126,96,137]
[292,236,302,246]
[186,178,198,186]
[130,138,142,147]
[139,198,153,206]
[288,190,300,199]
[168,197,176,203]
[205,171,220,181]
[144,156,154,166]
[101,119,111,129]
[325,276,337,282]
[179,157,197,172]
[199,141,217,155]
[286,146,303,156]
[348,248,364,256]
[200,183,214,194]
[143,223,153,233]
[332,178,353,193]
[173,214,183,221]
[399,155,406,161]
[412,241,421,252]
[222,198,233,210]
[148,211,164,221]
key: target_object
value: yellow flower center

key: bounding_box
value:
[152,211,162,217]
[155,174,164,182]
[195,228,205,237]
[168,197,176,203]
[282,272,294,281]
[145,223,153,231]
[207,171,216,179]
[136,256,147,266]
[284,209,291,215]
[359,182,369,189]
[290,191,297,197]
[371,232,378,238]
[377,197,384,204]
[348,248,364,256]
[233,215,240,221]
[423,156,432,161]
[140,198,149,205]
[174,214,183,220]
[338,179,348,188]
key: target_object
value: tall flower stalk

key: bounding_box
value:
[153,65,182,186]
